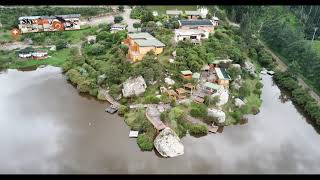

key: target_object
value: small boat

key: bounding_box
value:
[129,131,139,138]
[105,105,118,114]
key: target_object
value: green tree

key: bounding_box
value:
[133,22,141,31]
[114,15,124,23]
[55,39,67,50]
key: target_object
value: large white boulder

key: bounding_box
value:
[154,127,184,158]
[234,98,245,108]
[212,86,229,107]
[165,77,175,85]
[122,76,147,98]
[231,63,241,69]
[207,108,226,124]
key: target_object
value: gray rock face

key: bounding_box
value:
[165,77,175,85]
[231,75,243,90]
[212,86,229,107]
[154,127,184,158]
[234,98,245,108]
[122,76,147,98]
[231,63,241,69]
[207,108,226,125]
[244,61,256,77]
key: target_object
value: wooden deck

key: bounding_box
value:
[104,92,120,108]
[185,115,219,133]
[145,105,167,131]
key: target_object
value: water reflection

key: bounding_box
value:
[1,67,320,174]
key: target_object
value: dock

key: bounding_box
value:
[185,115,219,133]
[145,105,167,132]
[104,91,120,108]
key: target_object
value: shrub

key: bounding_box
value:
[188,124,208,136]
[160,111,169,123]
[55,39,67,50]
[137,134,154,151]
[253,89,262,96]
[114,15,123,23]
[109,84,121,98]
[251,106,260,115]
[255,82,263,89]
[118,105,129,116]
[239,85,251,99]
[119,98,128,105]
[231,110,243,121]
[86,43,105,55]
[190,103,208,118]
[144,95,160,104]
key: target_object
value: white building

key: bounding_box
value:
[174,29,209,43]
[18,53,32,58]
[111,24,127,33]
[31,51,48,60]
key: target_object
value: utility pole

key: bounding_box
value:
[312,27,318,43]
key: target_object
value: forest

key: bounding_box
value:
[222,6,320,94]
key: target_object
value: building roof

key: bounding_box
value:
[19,14,80,20]
[215,68,231,80]
[167,89,178,96]
[176,88,186,94]
[204,82,221,90]
[174,29,205,36]
[185,10,202,16]
[179,19,214,26]
[212,16,220,21]
[128,32,165,47]
[184,83,194,89]
[128,32,154,39]
[166,10,183,15]
[181,70,192,75]
[111,24,127,28]
[192,72,200,79]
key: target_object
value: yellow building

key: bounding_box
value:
[123,32,165,62]
[215,67,231,88]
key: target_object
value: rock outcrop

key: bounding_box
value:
[154,127,184,158]
[207,108,226,125]
[212,86,229,107]
[231,63,241,69]
[231,75,243,90]
[165,77,175,85]
[244,61,256,77]
[234,98,245,108]
[122,76,147,98]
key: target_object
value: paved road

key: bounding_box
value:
[81,6,139,32]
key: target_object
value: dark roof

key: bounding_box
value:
[179,19,214,26]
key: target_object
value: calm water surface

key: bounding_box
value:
[0,66,320,174]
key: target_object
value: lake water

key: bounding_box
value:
[1,66,320,174]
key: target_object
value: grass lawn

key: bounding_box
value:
[311,40,320,56]
[146,5,198,14]
[0,30,12,43]
[8,48,71,69]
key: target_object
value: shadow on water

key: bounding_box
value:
[16,66,38,72]
[272,76,320,135]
